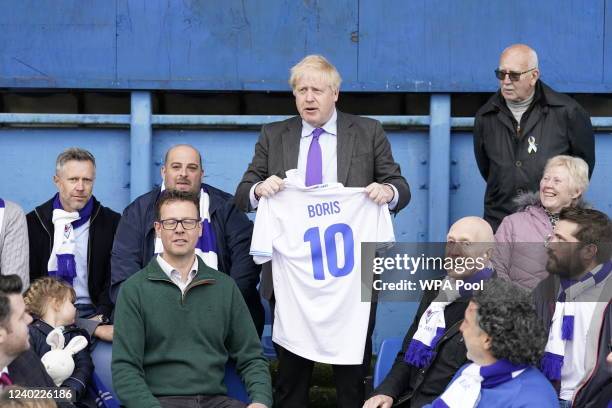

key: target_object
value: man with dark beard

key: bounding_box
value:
[534,207,612,408]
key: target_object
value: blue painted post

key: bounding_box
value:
[428,94,451,242]
[130,92,152,201]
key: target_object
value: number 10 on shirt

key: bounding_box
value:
[303,223,355,280]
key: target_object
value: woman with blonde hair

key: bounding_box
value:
[493,155,590,289]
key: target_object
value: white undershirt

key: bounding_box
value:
[73,221,92,306]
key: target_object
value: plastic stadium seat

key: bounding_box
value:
[224,361,250,403]
[91,341,250,403]
[261,297,277,359]
[373,337,403,388]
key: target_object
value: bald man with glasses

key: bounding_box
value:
[473,43,594,232]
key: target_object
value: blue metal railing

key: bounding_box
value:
[1,92,610,238]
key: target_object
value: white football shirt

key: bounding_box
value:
[250,170,395,364]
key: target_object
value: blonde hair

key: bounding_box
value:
[543,155,590,195]
[23,277,76,318]
[289,55,342,92]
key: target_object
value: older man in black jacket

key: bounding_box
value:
[474,44,594,232]
[363,216,495,408]
[110,144,264,335]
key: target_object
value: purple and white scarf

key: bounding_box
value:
[404,268,494,368]
[432,360,528,408]
[0,199,5,238]
[47,194,93,285]
[541,260,612,381]
[155,184,218,269]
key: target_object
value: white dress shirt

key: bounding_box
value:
[156,255,198,294]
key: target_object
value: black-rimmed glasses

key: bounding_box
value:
[494,68,536,81]
[157,218,200,230]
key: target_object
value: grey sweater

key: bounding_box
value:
[0,199,29,288]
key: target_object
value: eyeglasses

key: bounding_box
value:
[157,218,200,230]
[494,68,536,81]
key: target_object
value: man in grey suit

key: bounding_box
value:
[235,55,410,407]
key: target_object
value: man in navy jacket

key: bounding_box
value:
[110,144,264,335]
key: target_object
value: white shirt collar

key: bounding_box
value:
[157,254,198,283]
[301,109,337,137]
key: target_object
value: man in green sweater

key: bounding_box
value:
[112,190,272,408]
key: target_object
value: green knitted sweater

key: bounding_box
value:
[112,257,272,408]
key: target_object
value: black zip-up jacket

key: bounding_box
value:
[28,318,94,405]
[371,283,470,407]
[474,80,595,232]
[109,184,264,336]
[26,196,120,318]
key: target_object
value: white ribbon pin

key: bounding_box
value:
[527,136,538,154]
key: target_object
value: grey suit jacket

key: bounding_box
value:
[235,111,410,299]
[235,111,410,212]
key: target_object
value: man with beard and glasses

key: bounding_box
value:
[363,216,496,408]
[534,207,612,408]
[111,144,264,335]
[27,147,119,342]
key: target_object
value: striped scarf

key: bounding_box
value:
[432,360,528,408]
[48,194,93,285]
[404,268,494,368]
[541,260,612,381]
[155,184,218,270]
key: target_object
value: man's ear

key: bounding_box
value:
[0,326,7,345]
[530,69,540,85]
[154,221,162,238]
[580,243,598,263]
[483,247,493,261]
[482,334,493,352]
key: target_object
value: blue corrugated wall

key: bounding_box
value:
[1,0,612,92]
[1,123,610,350]
[0,0,611,352]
